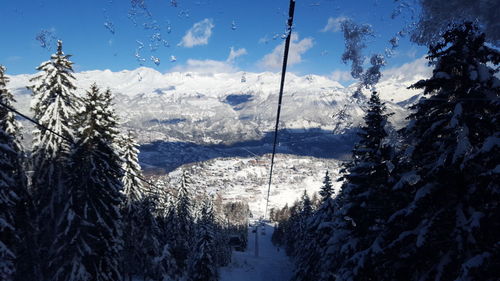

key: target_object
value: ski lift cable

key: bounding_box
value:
[264,0,296,219]
[0,100,176,198]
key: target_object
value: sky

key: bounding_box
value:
[0,0,429,82]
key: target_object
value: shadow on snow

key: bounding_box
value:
[139,128,358,174]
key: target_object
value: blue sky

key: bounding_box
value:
[0,0,427,81]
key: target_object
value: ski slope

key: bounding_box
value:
[220,224,293,281]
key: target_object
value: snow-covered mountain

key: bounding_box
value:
[8,67,418,146]
[7,67,423,213]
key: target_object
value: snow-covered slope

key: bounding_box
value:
[7,67,424,212]
[160,154,342,218]
[7,67,415,146]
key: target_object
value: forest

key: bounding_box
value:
[0,1,499,280]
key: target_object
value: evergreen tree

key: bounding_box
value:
[134,191,164,280]
[0,65,39,281]
[0,90,17,281]
[188,200,218,281]
[29,40,80,278]
[49,84,123,281]
[120,131,144,206]
[292,172,337,281]
[118,131,147,280]
[153,243,178,281]
[376,22,500,280]
[170,171,195,275]
[323,91,394,280]
[319,171,333,201]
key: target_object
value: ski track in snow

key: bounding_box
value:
[220,224,293,281]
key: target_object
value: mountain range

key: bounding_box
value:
[7,67,424,214]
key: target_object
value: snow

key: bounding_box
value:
[164,155,342,218]
[220,224,293,281]
[8,66,414,148]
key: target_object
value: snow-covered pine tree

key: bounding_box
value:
[0,66,18,281]
[118,131,147,280]
[0,66,23,152]
[0,124,18,281]
[319,171,333,201]
[208,194,232,268]
[292,172,337,281]
[29,40,80,278]
[322,91,393,281]
[0,65,40,281]
[153,243,178,281]
[295,191,313,248]
[50,84,123,281]
[156,196,183,281]
[120,131,144,206]
[134,190,165,280]
[375,22,500,281]
[187,200,218,281]
[170,171,195,275]
[280,191,313,257]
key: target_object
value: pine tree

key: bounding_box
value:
[120,131,144,206]
[50,84,123,281]
[322,91,394,280]
[376,22,500,280]
[29,40,80,278]
[153,243,178,281]
[118,131,147,280]
[319,171,333,201]
[188,200,218,281]
[134,191,164,280]
[0,65,39,281]
[170,171,195,275]
[292,172,337,281]
[0,103,19,281]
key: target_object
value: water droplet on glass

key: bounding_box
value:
[231,20,237,30]
[151,56,161,66]
[35,29,57,50]
[136,40,144,50]
[170,55,177,62]
[104,21,115,34]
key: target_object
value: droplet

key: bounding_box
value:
[151,33,162,42]
[135,50,146,64]
[231,20,237,30]
[178,9,190,18]
[35,29,57,50]
[149,42,159,52]
[170,55,177,62]
[104,21,115,34]
[136,40,144,50]
[151,56,161,66]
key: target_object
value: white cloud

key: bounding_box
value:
[321,16,348,32]
[258,36,270,44]
[171,59,236,74]
[178,18,215,48]
[172,47,247,74]
[226,47,247,63]
[330,70,353,83]
[259,33,314,70]
[381,56,432,82]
